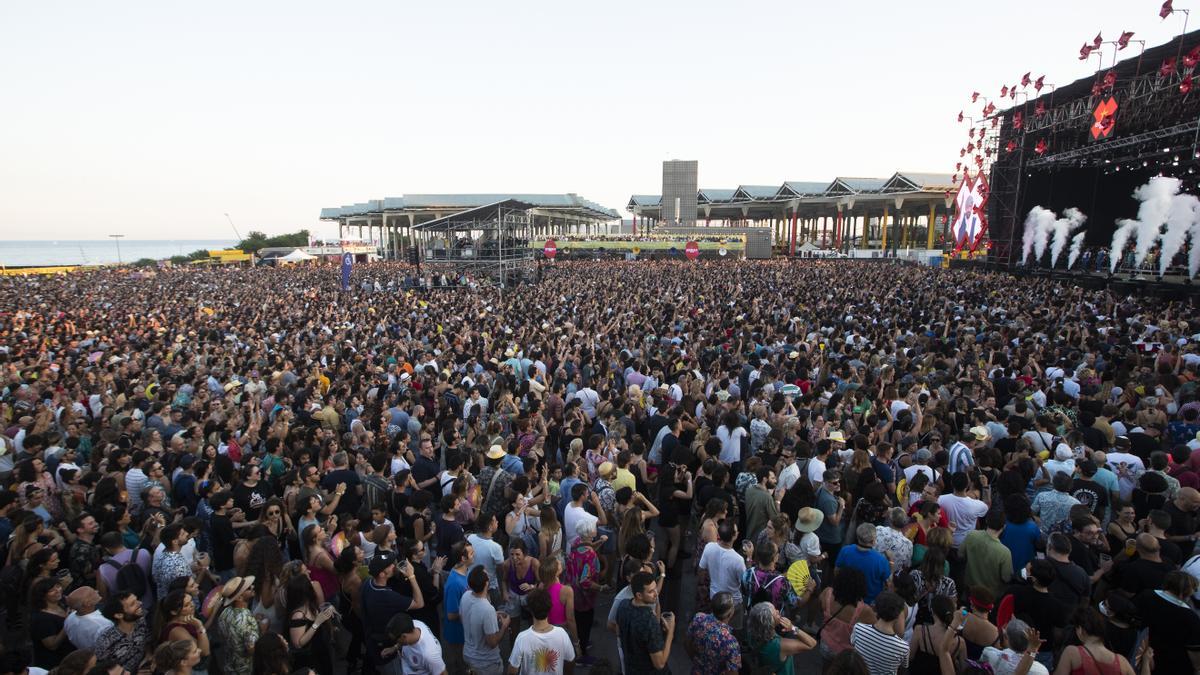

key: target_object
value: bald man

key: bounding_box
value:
[64,586,113,651]
[1112,533,1175,596]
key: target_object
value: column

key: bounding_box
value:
[880,205,889,251]
[860,211,869,247]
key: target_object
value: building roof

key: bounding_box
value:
[778,182,830,197]
[733,185,780,200]
[698,189,737,203]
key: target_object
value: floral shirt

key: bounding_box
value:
[217,606,260,675]
[687,612,741,675]
[592,477,616,518]
[873,525,913,570]
[741,566,796,612]
[152,550,192,598]
[1031,490,1080,535]
[565,543,601,612]
[94,617,152,674]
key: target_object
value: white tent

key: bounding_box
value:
[277,249,317,263]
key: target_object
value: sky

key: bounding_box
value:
[0,1,1190,240]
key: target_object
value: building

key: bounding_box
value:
[628,171,957,254]
[319,193,619,260]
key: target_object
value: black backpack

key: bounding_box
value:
[102,556,149,598]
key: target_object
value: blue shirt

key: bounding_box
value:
[443,569,469,644]
[814,488,842,546]
[1000,519,1041,576]
[835,545,890,603]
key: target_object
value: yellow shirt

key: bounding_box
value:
[612,468,636,493]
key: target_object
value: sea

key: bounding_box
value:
[0,240,237,267]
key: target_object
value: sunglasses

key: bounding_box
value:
[266,510,280,516]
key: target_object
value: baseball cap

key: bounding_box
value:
[369,550,397,577]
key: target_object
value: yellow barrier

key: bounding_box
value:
[0,265,83,276]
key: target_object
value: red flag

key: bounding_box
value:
[1080,44,1094,60]
[955,162,962,171]
[1010,85,1018,100]
[1092,80,1103,97]
[1102,70,1117,89]
[968,127,975,139]
[975,154,984,167]
[1161,56,1177,77]
[1035,138,1048,155]
[1185,45,1200,69]
[1161,0,1174,19]
[1034,76,1045,92]
[951,174,958,183]
[1117,31,1134,49]
[967,142,975,153]
[958,110,964,122]
[1182,74,1194,94]
[1093,32,1103,49]
[983,102,996,116]
[960,148,966,157]
[1000,85,1009,97]
[992,116,999,127]
[1006,140,1017,153]
[1012,111,1023,130]
[1021,72,1031,87]
[1035,100,1046,116]
[971,92,979,103]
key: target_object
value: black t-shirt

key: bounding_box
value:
[1047,559,1090,607]
[360,580,413,645]
[321,469,362,516]
[1134,589,1200,674]
[232,480,271,521]
[1070,477,1109,520]
[1008,584,1070,652]
[433,517,463,559]
[210,513,236,571]
[1068,536,1100,577]
[30,610,71,669]
[1164,502,1198,559]
[615,599,668,674]
[1113,557,1173,595]
[412,456,441,499]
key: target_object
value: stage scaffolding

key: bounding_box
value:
[412,200,536,287]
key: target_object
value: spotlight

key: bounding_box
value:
[1143,161,1149,167]
[1174,155,1180,161]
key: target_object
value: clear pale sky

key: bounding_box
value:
[0,1,1187,240]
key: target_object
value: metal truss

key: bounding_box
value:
[1027,119,1200,167]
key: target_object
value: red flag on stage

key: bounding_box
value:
[960,148,966,157]
[971,92,979,103]
[1006,140,1017,153]
[1080,44,1094,60]
[1102,70,1117,89]
[1093,32,1103,49]
[1021,72,1031,87]
[992,116,999,127]
[1012,110,1023,130]
[958,110,964,122]
[1161,57,1177,77]
[1010,84,1018,99]
[1117,31,1134,49]
[983,102,995,116]
[955,162,962,171]
[975,154,984,167]
[1035,138,1048,155]
[1034,75,1045,92]
[1162,0,1174,19]
[1000,85,1008,97]
[1182,74,1194,95]
[967,142,975,153]
[1035,100,1046,116]
[1092,80,1103,97]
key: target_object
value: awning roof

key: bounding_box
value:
[321,193,619,220]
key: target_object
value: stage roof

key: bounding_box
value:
[321,193,619,221]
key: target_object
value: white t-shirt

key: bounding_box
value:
[1105,452,1145,501]
[807,457,828,487]
[699,541,746,600]
[400,619,446,675]
[778,462,802,492]
[981,647,1050,675]
[563,503,598,547]
[466,534,504,591]
[65,611,113,651]
[716,425,748,465]
[509,625,575,675]
[937,494,989,548]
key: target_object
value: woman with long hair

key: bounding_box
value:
[910,547,957,619]
[334,545,367,671]
[537,505,563,567]
[154,590,211,672]
[817,567,877,662]
[250,631,291,675]
[29,577,71,669]
[907,594,964,675]
[499,539,540,644]
[241,537,285,634]
[537,555,578,656]
[153,638,202,675]
[255,497,293,556]
[301,524,338,603]
[284,573,336,675]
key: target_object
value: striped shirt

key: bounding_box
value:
[947,442,974,476]
[850,623,909,675]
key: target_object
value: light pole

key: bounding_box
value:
[109,234,124,264]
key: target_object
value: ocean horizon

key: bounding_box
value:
[0,239,238,267]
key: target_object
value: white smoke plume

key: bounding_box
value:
[1109,221,1136,273]
[1022,207,1053,264]
[1067,232,1086,270]
[1190,218,1200,278]
[1027,207,1057,264]
[1160,193,1199,276]
[1050,208,1087,268]
[1130,177,1181,268]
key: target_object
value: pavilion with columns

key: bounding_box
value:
[320,193,619,260]
[628,172,957,253]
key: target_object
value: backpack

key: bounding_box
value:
[102,556,149,598]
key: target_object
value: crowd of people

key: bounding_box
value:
[0,258,1197,675]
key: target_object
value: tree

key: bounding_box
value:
[132,258,157,267]
[236,229,310,254]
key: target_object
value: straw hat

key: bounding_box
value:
[794,507,825,533]
[486,445,506,460]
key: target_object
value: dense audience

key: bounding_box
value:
[0,258,1197,675]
